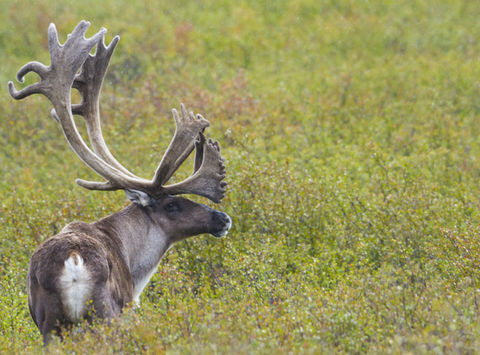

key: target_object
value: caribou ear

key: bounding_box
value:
[125,189,156,207]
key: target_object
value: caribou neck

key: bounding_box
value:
[93,204,172,293]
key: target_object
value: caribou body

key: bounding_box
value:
[9,21,231,343]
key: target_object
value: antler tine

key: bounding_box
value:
[8,62,49,100]
[17,62,49,82]
[9,20,105,102]
[152,104,210,187]
[75,179,118,191]
[8,81,42,100]
[162,134,227,203]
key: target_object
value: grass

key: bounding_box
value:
[1,0,480,352]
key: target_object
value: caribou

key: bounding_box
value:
[8,21,231,343]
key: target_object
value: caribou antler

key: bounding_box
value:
[67,33,136,177]
[9,21,227,203]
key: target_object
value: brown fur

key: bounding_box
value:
[28,226,133,343]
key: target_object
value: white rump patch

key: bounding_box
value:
[59,252,93,321]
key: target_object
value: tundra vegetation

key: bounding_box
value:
[1,0,480,353]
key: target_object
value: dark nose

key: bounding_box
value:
[214,211,230,225]
[211,211,232,238]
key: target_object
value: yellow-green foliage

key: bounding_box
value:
[1,0,480,353]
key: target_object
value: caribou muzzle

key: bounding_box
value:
[210,211,232,238]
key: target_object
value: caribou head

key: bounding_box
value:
[8,20,231,343]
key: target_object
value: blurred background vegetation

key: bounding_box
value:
[1,0,480,352]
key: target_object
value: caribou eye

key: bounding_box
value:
[164,201,179,213]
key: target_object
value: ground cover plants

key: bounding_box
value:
[1,0,480,353]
